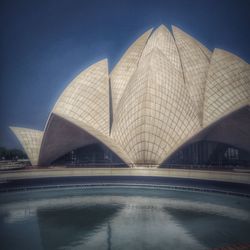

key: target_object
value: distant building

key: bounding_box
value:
[10,25,250,167]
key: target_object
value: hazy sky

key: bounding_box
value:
[1,0,250,149]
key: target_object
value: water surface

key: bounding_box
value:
[0,187,250,250]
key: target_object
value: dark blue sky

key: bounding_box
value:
[1,0,250,149]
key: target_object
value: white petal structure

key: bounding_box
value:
[51,113,133,165]
[194,38,212,59]
[38,114,97,166]
[203,49,250,126]
[53,59,110,136]
[202,106,250,152]
[38,59,131,165]
[112,26,200,165]
[10,127,43,165]
[110,29,153,114]
[172,26,211,121]
[140,25,181,70]
[39,113,132,166]
[10,24,250,167]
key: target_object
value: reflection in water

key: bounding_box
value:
[0,188,250,250]
[37,205,122,250]
[96,204,204,250]
[107,222,111,250]
[166,208,250,249]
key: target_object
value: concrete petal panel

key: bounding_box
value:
[172,26,211,121]
[195,39,212,59]
[110,29,152,113]
[10,127,43,166]
[203,105,250,152]
[161,105,250,165]
[38,113,97,165]
[203,49,250,126]
[140,25,181,71]
[52,111,133,166]
[112,48,200,166]
[53,59,110,136]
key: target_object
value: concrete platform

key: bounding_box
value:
[0,168,250,197]
[1,167,250,184]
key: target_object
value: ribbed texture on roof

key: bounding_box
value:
[203,49,250,126]
[53,59,110,136]
[10,127,43,165]
[10,24,250,166]
[172,26,210,122]
[112,26,200,165]
[110,29,152,113]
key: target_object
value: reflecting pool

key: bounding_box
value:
[0,187,250,250]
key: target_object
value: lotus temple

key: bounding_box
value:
[2,24,250,250]
[10,25,250,168]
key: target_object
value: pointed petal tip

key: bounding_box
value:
[155,24,169,32]
[102,58,108,63]
[9,126,16,133]
[9,126,21,132]
[96,58,108,66]
[214,48,237,56]
[171,25,183,34]
[141,27,154,38]
[213,48,247,63]
[149,24,171,37]
[86,58,109,73]
[158,24,167,29]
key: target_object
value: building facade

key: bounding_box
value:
[11,25,250,167]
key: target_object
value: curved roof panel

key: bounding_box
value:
[53,59,110,136]
[110,29,152,113]
[10,127,43,165]
[203,49,250,126]
[172,26,211,121]
[195,39,212,60]
[10,24,250,167]
[112,28,200,165]
[140,25,181,71]
[203,105,250,152]
[38,113,97,165]
[53,111,133,165]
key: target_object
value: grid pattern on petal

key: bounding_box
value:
[173,26,210,121]
[141,25,181,71]
[54,112,133,165]
[112,48,200,165]
[110,29,152,113]
[203,49,250,126]
[53,60,109,136]
[195,39,212,59]
[10,127,43,165]
[38,113,98,165]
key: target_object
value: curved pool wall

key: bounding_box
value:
[1,168,250,197]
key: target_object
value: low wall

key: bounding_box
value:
[1,167,250,184]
